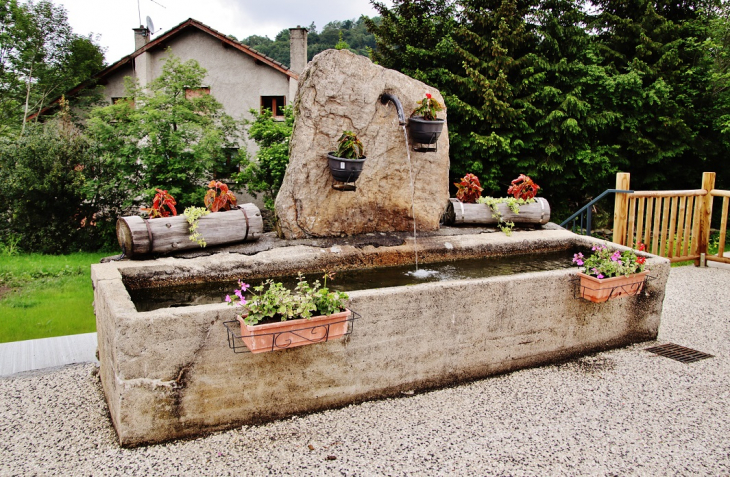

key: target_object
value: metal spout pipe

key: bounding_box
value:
[380,93,406,125]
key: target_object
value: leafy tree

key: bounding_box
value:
[0,0,104,134]
[86,53,241,211]
[240,16,378,67]
[234,106,293,210]
[0,103,103,253]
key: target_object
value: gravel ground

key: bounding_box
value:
[1,266,729,476]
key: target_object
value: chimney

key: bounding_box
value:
[133,26,150,51]
[289,26,308,75]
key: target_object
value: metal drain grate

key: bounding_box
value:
[645,343,714,363]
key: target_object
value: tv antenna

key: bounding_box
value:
[137,0,166,31]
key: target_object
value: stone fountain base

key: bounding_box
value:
[91,228,669,447]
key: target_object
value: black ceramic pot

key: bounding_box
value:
[408,116,445,144]
[327,153,367,182]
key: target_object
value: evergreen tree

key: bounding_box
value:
[591,0,721,190]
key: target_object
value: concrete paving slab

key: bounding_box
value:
[0,333,97,377]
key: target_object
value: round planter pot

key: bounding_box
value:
[408,116,445,144]
[327,153,367,182]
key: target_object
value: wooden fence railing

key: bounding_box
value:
[612,172,729,264]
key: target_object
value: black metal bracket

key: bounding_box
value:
[412,141,438,153]
[332,181,357,191]
[223,310,360,354]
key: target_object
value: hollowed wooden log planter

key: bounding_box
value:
[577,271,649,303]
[237,309,352,353]
[442,198,551,226]
[116,204,263,257]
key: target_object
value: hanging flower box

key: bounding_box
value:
[577,271,649,303]
[224,310,358,354]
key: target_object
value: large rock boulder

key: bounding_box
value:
[275,49,450,239]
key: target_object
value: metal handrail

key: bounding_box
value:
[560,189,634,236]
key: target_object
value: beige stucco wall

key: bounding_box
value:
[102,29,293,122]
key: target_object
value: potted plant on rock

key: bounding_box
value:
[408,92,445,144]
[226,272,351,353]
[572,244,649,303]
[327,130,367,183]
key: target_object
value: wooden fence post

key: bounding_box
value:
[612,173,631,245]
[696,172,716,264]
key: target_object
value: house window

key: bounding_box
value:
[261,96,285,118]
[111,97,134,108]
[212,148,240,179]
[185,87,210,100]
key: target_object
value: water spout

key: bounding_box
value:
[380,93,406,125]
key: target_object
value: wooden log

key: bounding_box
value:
[443,197,551,226]
[116,203,264,257]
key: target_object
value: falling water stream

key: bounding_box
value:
[401,124,421,273]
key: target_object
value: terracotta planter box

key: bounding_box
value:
[237,309,352,353]
[578,271,649,303]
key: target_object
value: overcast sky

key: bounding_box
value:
[52,0,389,64]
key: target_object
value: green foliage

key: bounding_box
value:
[183,206,210,247]
[477,196,536,236]
[0,114,109,254]
[334,130,365,159]
[87,53,242,211]
[240,16,378,66]
[335,31,350,50]
[412,93,444,120]
[572,244,647,278]
[0,0,105,134]
[234,106,293,210]
[228,273,349,326]
[369,0,730,218]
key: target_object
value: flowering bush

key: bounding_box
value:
[412,93,444,121]
[226,273,349,326]
[572,243,647,279]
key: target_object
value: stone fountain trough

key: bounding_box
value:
[91,228,669,446]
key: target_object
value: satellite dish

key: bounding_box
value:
[146,16,155,35]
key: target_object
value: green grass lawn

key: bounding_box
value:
[0,252,109,343]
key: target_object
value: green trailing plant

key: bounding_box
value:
[334,130,365,159]
[183,206,210,247]
[454,173,483,203]
[477,196,535,236]
[412,93,443,121]
[226,272,349,326]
